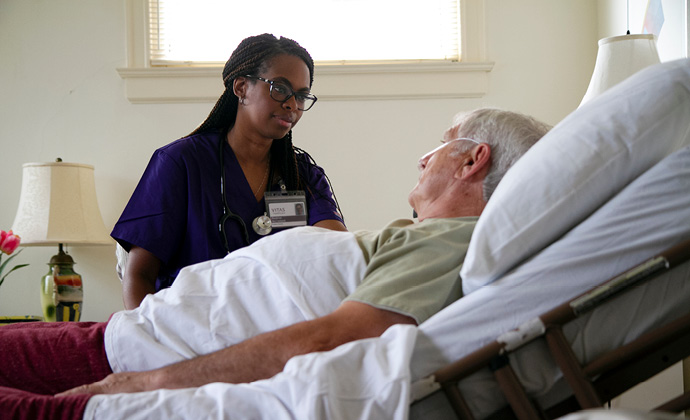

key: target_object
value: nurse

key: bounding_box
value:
[112,34,346,309]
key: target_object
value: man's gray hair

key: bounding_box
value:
[452,108,551,201]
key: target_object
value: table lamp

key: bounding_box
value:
[579,34,660,107]
[11,159,112,322]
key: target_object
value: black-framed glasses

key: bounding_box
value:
[244,75,318,111]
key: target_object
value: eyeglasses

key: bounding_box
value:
[244,75,318,111]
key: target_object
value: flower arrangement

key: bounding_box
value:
[0,229,29,288]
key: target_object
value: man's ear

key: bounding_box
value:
[458,143,491,180]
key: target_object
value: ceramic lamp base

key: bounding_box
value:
[40,245,83,322]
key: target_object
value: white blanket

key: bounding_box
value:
[105,226,366,373]
[87,325,419,420]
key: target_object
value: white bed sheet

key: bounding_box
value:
[556,409,682,420]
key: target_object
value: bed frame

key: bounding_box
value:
[427,238,690,420]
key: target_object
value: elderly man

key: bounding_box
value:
[0,108,549,418]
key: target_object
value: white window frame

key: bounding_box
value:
[117,0,493,104]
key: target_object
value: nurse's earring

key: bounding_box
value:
[233,77,248,106]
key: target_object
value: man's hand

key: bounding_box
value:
[56,371,157,397]
[57,302,416,396]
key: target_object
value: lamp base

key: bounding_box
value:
[40,244,83,322]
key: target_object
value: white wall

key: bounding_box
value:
[598,0,688,60]
[0,0,598,321]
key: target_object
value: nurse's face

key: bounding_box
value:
[241,54,312,141]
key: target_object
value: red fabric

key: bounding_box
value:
[0,321,113,418]
[0,387,90,420]
[0,321,112,394]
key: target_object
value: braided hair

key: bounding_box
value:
[190,33,315,193]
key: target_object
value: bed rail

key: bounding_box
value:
[431,238,690,420]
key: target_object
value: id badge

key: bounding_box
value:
[265,191,308,228]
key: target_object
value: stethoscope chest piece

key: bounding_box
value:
[252,213,272,235]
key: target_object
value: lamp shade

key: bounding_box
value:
[580,34,660,106]
[11,161,111,246]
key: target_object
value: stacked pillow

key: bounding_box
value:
[461,58,690,293]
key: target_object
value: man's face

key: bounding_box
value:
[408,138,469,213]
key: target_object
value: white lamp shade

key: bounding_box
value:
[11,161,112,246]
[580,34,660,106]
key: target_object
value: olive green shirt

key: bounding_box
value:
[345,217,478,324]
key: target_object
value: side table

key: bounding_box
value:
[0,316,43,325]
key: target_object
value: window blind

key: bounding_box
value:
[148,0,461,66]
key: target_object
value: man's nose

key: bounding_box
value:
[418,155,430,171]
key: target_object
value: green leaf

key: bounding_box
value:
[0,248,24,274]
[0,249,28,287]
[0,263,29,284]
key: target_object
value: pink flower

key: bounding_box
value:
[0,229,28,289]
[0,230,21,255]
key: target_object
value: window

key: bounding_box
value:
[149,0,460,65]
[119,0,492,103]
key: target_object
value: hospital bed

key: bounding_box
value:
[413,239,690,419]
[408,57,690,419]
[84,58,690,420]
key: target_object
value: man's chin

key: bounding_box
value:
[408,198,421,219]
[407,196,416,211]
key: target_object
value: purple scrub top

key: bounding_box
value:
[111,130,343,291]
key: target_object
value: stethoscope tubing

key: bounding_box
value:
[219,138,251,249]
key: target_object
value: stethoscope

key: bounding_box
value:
[218,138,273,253]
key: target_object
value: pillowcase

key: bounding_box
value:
[461,58,690,294]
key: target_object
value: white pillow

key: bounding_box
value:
[461,58,690,294]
